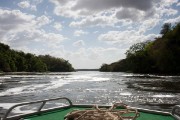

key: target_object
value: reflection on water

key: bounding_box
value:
[126,75,180,92]
[0,72,180,117]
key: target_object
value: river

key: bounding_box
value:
[0,71,180,117]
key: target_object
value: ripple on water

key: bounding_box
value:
[0,71,180,114]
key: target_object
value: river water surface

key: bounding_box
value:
[0,71,180,117]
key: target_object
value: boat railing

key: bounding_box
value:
[1,97,73,120]
[1,97,179,120]
[172,105,180,120]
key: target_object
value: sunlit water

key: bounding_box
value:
[0,71,180,117]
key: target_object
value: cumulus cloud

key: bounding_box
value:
[50,0,154,21]
[53,22,62,31]
[157,0,178,17]
[62,46,125,68]
[36,15,51,27]
[18,0,40,11]
[5,29,66,47]
[164,16,180,23]
[73,40,85,47]
[138,18,160,33]
[18,1,30,8]
[116,8,146,21]
[98,30,159,48]
[161,8,178,16]
[70,16,117,27]
[51,0,80,18]
[18,0,42,11]
[33,0,43,5]
[1,0,179,69]
[74,30,88,36]
[73,0,153,12]
[50,0,155,20]
[87,47,123,58]
[0,9,35,37]
[177,2,180,6]
[50,0,178,28]
[30,5,37,11]
[0,8,66,51]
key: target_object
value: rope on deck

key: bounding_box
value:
[64,103,140,120]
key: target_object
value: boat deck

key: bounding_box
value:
[23,106,175,120]
[3,97,177,120]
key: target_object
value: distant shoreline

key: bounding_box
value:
[75,69,99,71]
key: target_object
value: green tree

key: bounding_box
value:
[99,22,180,74]
[39,55,74,72]
[160,23,171,35]
[0,42,74,72]
[99,64,110,72]
[125,41,150,58]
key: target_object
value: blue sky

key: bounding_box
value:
[0,0,179,69]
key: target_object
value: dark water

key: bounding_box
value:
[0,71,180,117]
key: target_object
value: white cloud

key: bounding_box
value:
[36,15,51,27]
[33,0,43,5]
[73,40,85,47]
[0,9,65,52]
[98,30,159,48]
[51,0,80,18]
[70,16,117,27]
[74,30,88,36]
[51,0,178,29]
[138,18,160,33]
[51,0,154,19]
[31,5,37,11]
[18,0,41,11]
[94,31,99,34]
[116,8,147,21]
[161,0,178,6]
[72,48,87,58]
[4,29,66,49]
[60,46,126,69]
[50,0,154,20]
[43,45,126,69]
[72,0,153,13]
[177,2,180,6]
[0,9,35,37]
[87,47,123,59]
[1,0,179,69]
[53,22,62,31]
[164,16,180,23]
[18,1,30,8]
[161,8,178,16]
[157,0,178,17]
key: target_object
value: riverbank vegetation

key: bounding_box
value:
[100,22,180,75]
[0,43,74,72]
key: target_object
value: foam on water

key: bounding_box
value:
[152,94,175,98]
[0,72,179,114]
[0,76,11,79]
[119,92,132,96]
[91,77,109,81]
[0,84,47,96]
[64,74,109,82]
[0,86,28,96]
[44,79,69,90]
[85,88,107,92]
[0,103,17,109]
[0,103,36,115]
[44,75,110,90]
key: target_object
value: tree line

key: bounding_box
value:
[0,43,74,72]
[100,22,180,75]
